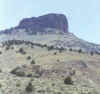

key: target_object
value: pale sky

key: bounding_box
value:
[0,0,100,44]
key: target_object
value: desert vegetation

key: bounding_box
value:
[0,40,100,94]
[64,76,73,85]
[1,40,99,56]
[25,82,33,92]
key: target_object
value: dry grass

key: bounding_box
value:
[0,44,100,94]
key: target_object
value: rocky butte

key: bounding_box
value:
[16,13,69,33]
[0,13,100,54]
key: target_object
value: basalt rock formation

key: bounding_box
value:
[17,13,68,33]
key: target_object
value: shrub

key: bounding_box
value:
[27,74,32,77]
[37,90,45,93]
[69,48,72,51]
[0,69,2,73]
[57,59,60,62]
[69,70,76,76]
[16,83,20,87]
[5,46,10,51]
[18,48,26,54]
[25,82,33,92]
[0,51,2,55]
[47,45,54,51]
[59,47,65,53]
[52,83,55,86]
[31,60,35,64]
[27,56,31,60]
[43,44,47,48]
[54,52,57,55]
[0,83,2,88]
[64,76,73,85]
[78,49,82,53]
[90,51,94,56]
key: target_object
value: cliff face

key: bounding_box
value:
[17,13,68,33]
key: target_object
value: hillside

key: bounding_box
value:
[0,13,100,94]
[0,13,100,54]
[0,40,100,94]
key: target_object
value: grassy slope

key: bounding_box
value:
[0,44,100,94]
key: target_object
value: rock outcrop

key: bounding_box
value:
[17,13,68,33]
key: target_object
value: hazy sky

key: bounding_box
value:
[0,0,100,44]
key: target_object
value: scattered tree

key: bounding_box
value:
[90,51,94,56]
[47,45,54,51]
[54,52,57,55]
[25,82,33,92]
[0,69,2,73]
[64,76,73,85]
[31,60,36,64]
[78,49,82,53]
[18,48,26,55]
[69,48,72,51]
[27,56,31,60]
[0,51,2,55]
[59,47,65,53]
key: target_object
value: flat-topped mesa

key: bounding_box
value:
[17,13,69,33]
